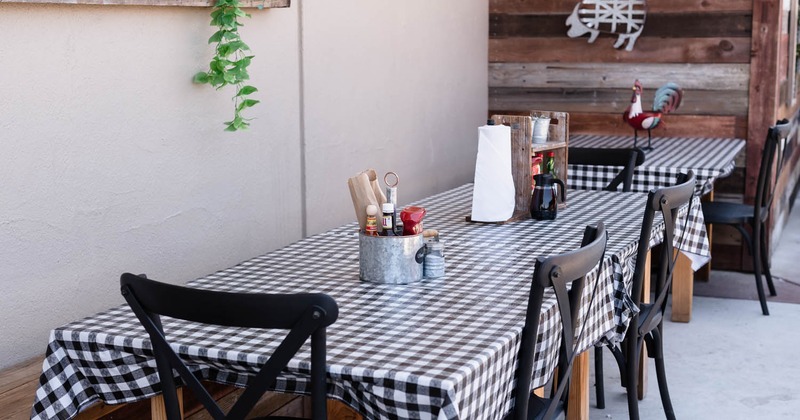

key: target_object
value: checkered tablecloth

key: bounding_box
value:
[569,134,745,195]
[31,185,709,420]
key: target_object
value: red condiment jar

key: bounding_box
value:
[400,206,426,235]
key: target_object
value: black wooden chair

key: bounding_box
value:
[594,172,696,420]
[568,147,646,192]
[509,223,608,420]
[701,120,791,315]
[120,273,338,420]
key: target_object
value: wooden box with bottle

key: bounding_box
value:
[489,110,569,222]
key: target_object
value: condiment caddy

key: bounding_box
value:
[349,169,443,284]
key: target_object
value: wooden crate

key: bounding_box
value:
[488,110,569,222]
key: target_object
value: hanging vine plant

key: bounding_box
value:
[193,0,260,132]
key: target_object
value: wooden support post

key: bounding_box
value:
[151,389,182,420]
[671,252,694,323]
[566,351,590,420]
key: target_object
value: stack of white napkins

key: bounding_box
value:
[470,124,515,222]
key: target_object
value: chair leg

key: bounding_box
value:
[595,346,605,409]
[609,343,627,388]
[625,338,641,420]
[734,224,769,315]
[751,228,770,316]
[733,224,754,255]
[752,247,770,316]
[759,224,777,296]
[650,327,676,420]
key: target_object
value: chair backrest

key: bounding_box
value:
[512,223,608,420]
[754,120,792,225]
[630,172,696,332]
[568,147,646,192]
[120,273,338,420]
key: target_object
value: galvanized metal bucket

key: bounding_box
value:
[359,232,425,284]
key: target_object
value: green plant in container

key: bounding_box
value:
[194,0,260,132]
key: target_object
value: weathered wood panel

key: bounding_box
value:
[491,0,753,15]
[0,375,41,420]
[0,0,289,7]
[489,63,750,90]
[490,87,748,116]
[740,0,785,269]
[490,13,752,38]
[0,357,41,395]
[490,37,751,64]
[747,1,783,202]
[562,113,748,139]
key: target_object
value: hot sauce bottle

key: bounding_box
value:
[381,203,396,236]
[365,204,379,236]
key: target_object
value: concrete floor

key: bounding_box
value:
[589,196,800,419]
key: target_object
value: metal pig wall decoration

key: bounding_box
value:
[566,0,647,51]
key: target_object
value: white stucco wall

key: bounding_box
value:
[302,1,488,234]
[0,1,487,370]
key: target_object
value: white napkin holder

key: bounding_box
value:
[470,124,516,222]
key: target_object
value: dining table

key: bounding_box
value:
[31,184,709,420]
[569,134,746,195]
[568,134,746,323]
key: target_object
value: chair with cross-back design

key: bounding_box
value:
[120,273,338,420]
[508,222,608,420]
[568,147,646,192]
[701,120,791,315]
[594,172,696,420]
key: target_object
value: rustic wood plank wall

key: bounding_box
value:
[490,0,800,271]
[489,0,753,139]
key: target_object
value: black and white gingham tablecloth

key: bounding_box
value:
[569,134,745,195]
[31,185,709,420]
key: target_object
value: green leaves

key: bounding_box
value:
[237,85,258,96]
[195,0,260,132]
[192,72,210,84]
[237,99,260,111]
[224,116,249,132]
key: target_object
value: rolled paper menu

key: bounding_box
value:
[365,169,387,205]
[470,124,515,222]
[348,170,382,232]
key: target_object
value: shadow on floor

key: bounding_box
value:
[694,270,800,305]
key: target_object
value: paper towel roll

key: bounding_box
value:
[470,124,515,222]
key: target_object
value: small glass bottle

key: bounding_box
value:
[381,203,396,236]
[424,241,445,278]
[365,204,379,236]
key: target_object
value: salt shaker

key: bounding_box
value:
[424,241,445,279]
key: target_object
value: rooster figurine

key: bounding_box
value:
[623,80,683,150]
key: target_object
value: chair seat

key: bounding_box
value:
[701,201,754,225]
[636,303,663,335]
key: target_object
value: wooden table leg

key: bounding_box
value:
[151,389,183,420]
[566,351,590,420]
[671,252,694,323]
[327,400,362,419]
